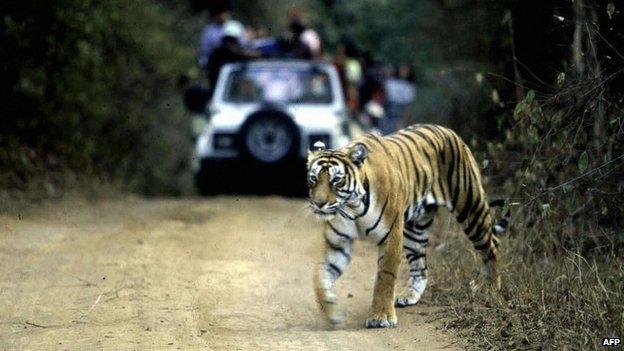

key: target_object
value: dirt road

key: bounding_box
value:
[0,196,463,350]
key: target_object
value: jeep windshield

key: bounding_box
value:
[223,66,334,104]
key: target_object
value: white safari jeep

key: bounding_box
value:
[193,59,351,194]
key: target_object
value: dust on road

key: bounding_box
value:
[0,196,463,350]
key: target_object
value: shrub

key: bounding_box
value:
[1,0,196,194]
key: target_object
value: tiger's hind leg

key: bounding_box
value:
[395,211,435,307]
[468,230,501,292]
[459,201,501,292]
[469,244,500,292]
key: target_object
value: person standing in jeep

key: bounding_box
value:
[206,21,259,97]
[198,3,232,71]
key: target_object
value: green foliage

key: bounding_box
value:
[436,81,623,349]
[1,0,196,194]
[578,151,589,173]
[458,2,624,345]
[489,78,623,253]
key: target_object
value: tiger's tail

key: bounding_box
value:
[488,199,510,248]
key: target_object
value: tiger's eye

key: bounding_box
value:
[332,176,344,186]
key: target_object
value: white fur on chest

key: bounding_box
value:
[326,192,393,242]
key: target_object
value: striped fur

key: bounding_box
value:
[307,124,510,328]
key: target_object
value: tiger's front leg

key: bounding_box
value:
[396,209,436,307]
[366,216,403,328]
[314,233,353,328]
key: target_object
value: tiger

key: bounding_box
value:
[307,124,510,328]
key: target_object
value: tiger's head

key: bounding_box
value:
[306,141,368,220]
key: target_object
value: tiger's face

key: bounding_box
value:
[307,143,368,220]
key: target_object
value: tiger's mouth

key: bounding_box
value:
[313,208,336,215]
[310,202,340,220]
[314,211,337,221]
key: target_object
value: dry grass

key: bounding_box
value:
[425,211,624,350]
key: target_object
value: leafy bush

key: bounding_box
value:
[1,0,197,194]
[428,78,623,349]
[488,82,624,254]
[430,2,624,344]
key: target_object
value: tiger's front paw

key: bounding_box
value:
[327,313,345,328]
[317,292,345,328]
[319,306,345,329]
[395,278,427,307]
[365,311,397,328]
[395,290,422,307]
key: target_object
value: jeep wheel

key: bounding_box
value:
[240,112,299,164]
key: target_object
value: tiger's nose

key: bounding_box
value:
[312,200,328,208]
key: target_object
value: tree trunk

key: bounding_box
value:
[586,3,605,148]
[572,0,585,77]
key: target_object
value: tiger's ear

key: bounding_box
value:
[349,143,368,167]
